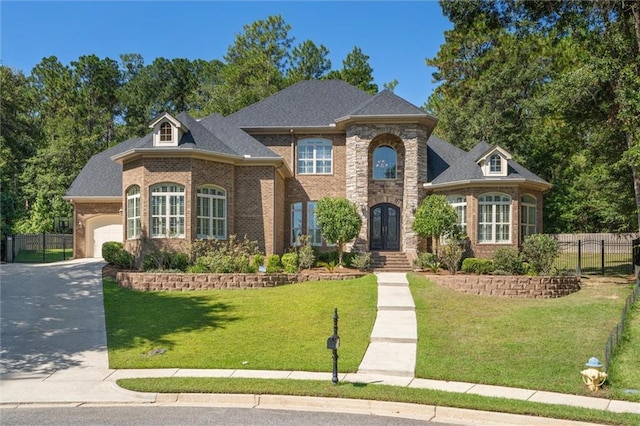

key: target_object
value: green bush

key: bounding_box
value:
[521,234,559,275]
[266,254,282,273]
[316,250,339,265]
[114,249,135,270]
[102,241,123,265]
[193,254,234,273]
[281,252,299,273]
[414,252,436,269]
[298,244,315,270]
[440,240,464,274]
[461,258,494,274]
[252,253,264,271]
[493,247,523,275]
[142,250,189,272]
[350,252,371,271]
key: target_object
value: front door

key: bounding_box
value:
[370,204,400,251]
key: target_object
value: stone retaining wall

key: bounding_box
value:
[116,271,365,291]
[427,274,581,298]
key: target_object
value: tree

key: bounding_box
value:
[412,194,458,255]
[314,197,362,266]
[287,40,331,83]
[325,46,378,94]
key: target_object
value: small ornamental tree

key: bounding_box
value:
[412,194,458,255]
[315,197,362,266]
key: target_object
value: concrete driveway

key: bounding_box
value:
[0,259,154,404]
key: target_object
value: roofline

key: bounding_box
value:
[424,178,552,192]
[236,125,342,135]
[110,148,293,178]
[63,196,121,203]
[334,114,438,128]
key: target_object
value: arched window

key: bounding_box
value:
[297,138,332,174]
[478,193,511,243]
[447,194,467,235]
[150,183,185,238]
[126,185,140,239]
[159,122,172,142]
[197,186,226,239]
[521,195,537,238]
[489,153,502,173]
[373,146,397,180]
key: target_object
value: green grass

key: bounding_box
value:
[556,251,633,275]
[15,248,73,263]
[408,273,639,400]
[103,275,377,371]
[608,299,640,400]
[117,377,639,425]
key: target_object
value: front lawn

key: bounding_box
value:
[103,275,377,371]
[409,273,638,399]
[15,248,73,263]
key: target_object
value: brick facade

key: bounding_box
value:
[73,202,122,258]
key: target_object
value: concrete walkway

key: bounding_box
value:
[1,261,638,422]
[357,272,417,376]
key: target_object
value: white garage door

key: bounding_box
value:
[87,215,123,258]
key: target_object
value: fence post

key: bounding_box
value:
[63,234,66,261]
[601,239,605,275]
[577,240,582,275]
[42,232,46,263]
[6,236,13,263]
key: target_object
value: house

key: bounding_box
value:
[65,80,551,261]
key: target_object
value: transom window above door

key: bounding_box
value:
[297,138,332,174]
[373,146,397,180]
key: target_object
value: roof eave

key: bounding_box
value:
[237,125,341,135]
[63,196,121,203]
[334,114,437,129]
[424,178,552,192]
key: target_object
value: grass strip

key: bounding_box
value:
[117,377,639,425]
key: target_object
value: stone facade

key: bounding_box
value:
[428,274,580,298]
[116,270,365,291]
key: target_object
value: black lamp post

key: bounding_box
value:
[326,307,340,384]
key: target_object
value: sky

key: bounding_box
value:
[1,1,452,107]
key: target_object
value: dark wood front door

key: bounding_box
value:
[370,204,400,251]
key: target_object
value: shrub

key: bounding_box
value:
[317,250,339,265]
[142,250,189,272]
[521,234,559,275]
[281,252,299,273]
[102,241,123,265]
[191,235,261,262]
[193,254,234,273]
[298,244,315,270]
[461,258,494,274]
[252,253,265,271]
[493,248,523,275]
[414,252,440,273]
[440,240,464,274]
[114,249,135,270]
[266,254,282,273]
[318,260,338,272]
[350,252,371,271]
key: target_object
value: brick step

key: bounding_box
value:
[369,252,412,271]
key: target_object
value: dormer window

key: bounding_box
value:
[489,154,502,173]
[160,122,172,143]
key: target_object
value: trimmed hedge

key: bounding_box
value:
[461,258,494,274]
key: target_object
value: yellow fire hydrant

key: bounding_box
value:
[581,357,607,391]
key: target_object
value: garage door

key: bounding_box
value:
[86,215,123,258]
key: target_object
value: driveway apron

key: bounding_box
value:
[0,259,154,404]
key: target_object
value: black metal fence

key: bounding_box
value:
[552,234,638,275]
[7,233,73,263]
[603,279,640,372]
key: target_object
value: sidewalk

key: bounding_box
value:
[1,262,638,424]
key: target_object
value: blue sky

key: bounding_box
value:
[1,1,452,107]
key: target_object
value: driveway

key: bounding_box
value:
[0,259,154,404]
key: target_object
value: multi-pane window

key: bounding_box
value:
[159,122,172,142]
[489,154,502,173]
[197,186,226,239]
[298,138,332,174]
[291,202,303,245]
[373,146,397,180]
[478,193,511,243]
[150,183,185,237]
[447,194,467,235]
[520,195,537,238]
[126,185,140,239]
[306,201,322,246]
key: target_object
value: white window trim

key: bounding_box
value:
[520,195,537,238]
[150,183,185,238]
[297,138,333,175]
[447,194,467,235]
[153,120,180,147]
[196,186,227,239]
[306,201,322,246]
[291,202,303,245]
[126,186,141,240]
[478,193,512,244]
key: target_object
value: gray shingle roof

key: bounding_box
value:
[226,80,373,127]
[347,89,428,116]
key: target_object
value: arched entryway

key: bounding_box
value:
[370,203,400,251]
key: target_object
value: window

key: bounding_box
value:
[373,146,397,180]
[447,194,467,235]
[126,185,140,239]
[159,122,172,142]
[150,183,185,237]
[521,195,537,238]
[197,186,226,239]
[298,138,332,174]
[489,154,502,173]
[478,193,511,243]
[291,202,303,245]
[307,201,322,246]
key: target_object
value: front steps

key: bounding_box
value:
[370,251,412,271]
